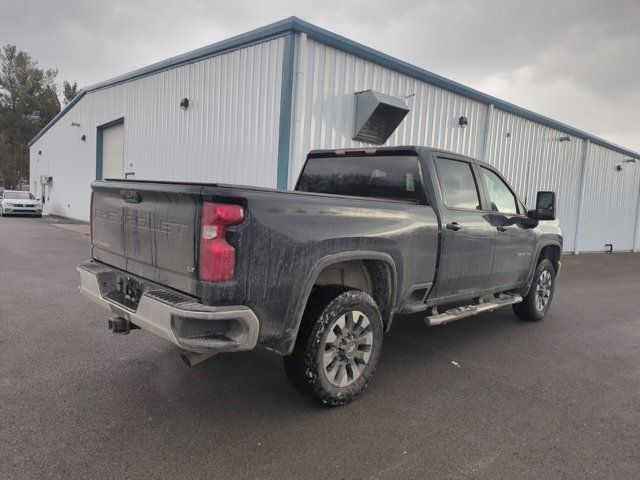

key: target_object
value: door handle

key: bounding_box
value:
[497,226,508,232]
[446,222,462,231]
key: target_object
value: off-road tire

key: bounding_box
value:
[283,286,383,407]
[513,259,556,321]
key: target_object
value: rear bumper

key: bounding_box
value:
[77,261,259,353]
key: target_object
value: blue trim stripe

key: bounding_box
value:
[276,33,296,189]
[95,127,103,181]
[29,16,639,160]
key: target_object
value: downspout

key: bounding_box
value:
[573,139,590,254]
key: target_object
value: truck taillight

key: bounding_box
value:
[199,202,244,282]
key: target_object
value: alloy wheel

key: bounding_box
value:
[322,310,374,387]
[535,269,552,311]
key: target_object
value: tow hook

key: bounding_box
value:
[108,316,137,335]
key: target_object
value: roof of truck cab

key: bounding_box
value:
[307,146,483,159]
[306,146,505,172]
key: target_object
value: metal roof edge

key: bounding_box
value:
[30,16,640,159]
[29,17,299,146]
[289,17,639,159]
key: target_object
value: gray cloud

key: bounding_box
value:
[2,0,638,151]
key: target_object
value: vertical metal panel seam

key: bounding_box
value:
[276,32,295,189]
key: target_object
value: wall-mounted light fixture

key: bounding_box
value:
[616,158,637,171]
[558,136,571,142]
[81,134,86,142]
[458,116,468,127]
[38,150,42,155]
[505,132,511,138]
[180,98,189,109]
[71,122,80,127]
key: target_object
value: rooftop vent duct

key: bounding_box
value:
[352,90,410,145]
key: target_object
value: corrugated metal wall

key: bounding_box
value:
[29,29,640,252]
[484,108,584,252]
[576,143,640,252]
[289,36,488,181]
[289,35,640,253]
[30,36,285,221]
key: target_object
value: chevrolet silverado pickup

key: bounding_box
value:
[78,146,562,406]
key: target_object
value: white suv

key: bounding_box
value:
[0,190,43,217]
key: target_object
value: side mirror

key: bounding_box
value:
[528,191,556,221]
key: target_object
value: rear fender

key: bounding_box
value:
[278,251,397,355]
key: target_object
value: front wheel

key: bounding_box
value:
[513,259,556,321]
[284,287,383,407]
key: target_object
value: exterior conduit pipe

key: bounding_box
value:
[573,139,590,254]
[480,104,494,162]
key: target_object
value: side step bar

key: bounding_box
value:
[425,294,523,327]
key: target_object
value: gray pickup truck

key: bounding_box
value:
[78,146,562,406]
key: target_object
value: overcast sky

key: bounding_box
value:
[3,0,639,152]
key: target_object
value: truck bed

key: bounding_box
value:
[90,179,440,352]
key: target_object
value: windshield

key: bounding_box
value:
[3,192,35,200]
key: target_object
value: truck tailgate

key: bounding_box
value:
[91,181,202,296]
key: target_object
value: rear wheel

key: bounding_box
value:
[284,287,383,407]
[513,259,556,321]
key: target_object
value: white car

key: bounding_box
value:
[0,190,43,217]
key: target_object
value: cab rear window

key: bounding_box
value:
[297,155,426,204]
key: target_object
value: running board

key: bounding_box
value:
[424,294,523,327]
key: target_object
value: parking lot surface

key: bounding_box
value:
[1,215,639,479]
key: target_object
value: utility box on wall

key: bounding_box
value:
[352,90,410,145]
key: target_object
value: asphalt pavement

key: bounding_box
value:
[1,215,639,479]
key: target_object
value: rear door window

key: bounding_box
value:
[297,155,426,203]
[436,158,481,210]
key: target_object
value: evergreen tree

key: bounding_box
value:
[0,44,60,188]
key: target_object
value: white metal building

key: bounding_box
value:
[29,17,640,253]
